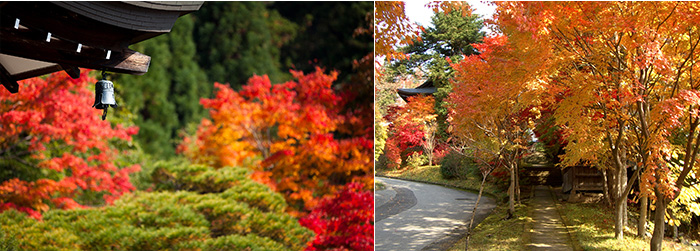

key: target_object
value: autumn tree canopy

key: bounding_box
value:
[374,1,419,61]
[180,68,372,215]
[449,31,551,217]
[383,5,483,83]
[487,2,700,249]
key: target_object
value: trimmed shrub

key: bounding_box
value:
[440,151,462,179]
[0,165,313,250]
[151,161,249,193]
[189,234,288,251]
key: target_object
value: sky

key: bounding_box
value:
[404,0,497,34]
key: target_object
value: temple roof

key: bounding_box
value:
[0,1,203,93]
[397,79,436,102]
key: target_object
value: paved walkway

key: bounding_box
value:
[375,177,496,251]
[527,185,574,251]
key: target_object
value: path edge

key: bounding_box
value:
[375,174,500,201]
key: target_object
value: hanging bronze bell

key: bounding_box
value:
[93,72,117,120]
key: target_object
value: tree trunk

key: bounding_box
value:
[515,161,521,204]
[623,166,628,230]
[465,165,497,251]
[669,209,678,240]
[611,147,628,240]
[650,188,666,251]
[638,167,647,238]
[602,169,612,206]
[638,194,648,238]
[673,225,678,240]
[508,162,515,218]
[613,163,628,240]
[614,196,626,240]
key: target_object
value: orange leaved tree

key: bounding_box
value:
[374,1,419,61]
[449,33,551,218]
[494,2,700,248]
[180,67,372,215]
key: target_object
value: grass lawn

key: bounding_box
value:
[446,197,696,251]
[448,203,532,251]
[559,202,694,251]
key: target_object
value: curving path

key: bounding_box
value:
[375,177,496,251]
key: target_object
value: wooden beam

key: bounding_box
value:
[0,27,150,75]
[12,64,63,82]
[0,63,19,93]
[60,64,81,79]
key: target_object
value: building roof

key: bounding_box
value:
[397,79,436,102]
[0,1,203,93]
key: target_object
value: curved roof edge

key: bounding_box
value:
[396,79,436,102]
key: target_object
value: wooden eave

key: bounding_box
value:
[0,1,202,93]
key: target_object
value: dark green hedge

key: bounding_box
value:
[0,164,312,251]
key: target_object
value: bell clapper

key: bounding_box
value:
[102,107,108,120]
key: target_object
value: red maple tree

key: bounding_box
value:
[300,182,373,251]
[383,95,437,168]
[0,71,139,219]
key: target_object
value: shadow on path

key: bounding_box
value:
[375,177,496,251]
[376,187,417,222]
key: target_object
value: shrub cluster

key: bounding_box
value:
[439,151,481,179]
[375,153,390,171]
[406,152,427,169]
[0,164,313,250]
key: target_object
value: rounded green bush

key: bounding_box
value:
[440,151,480,179]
